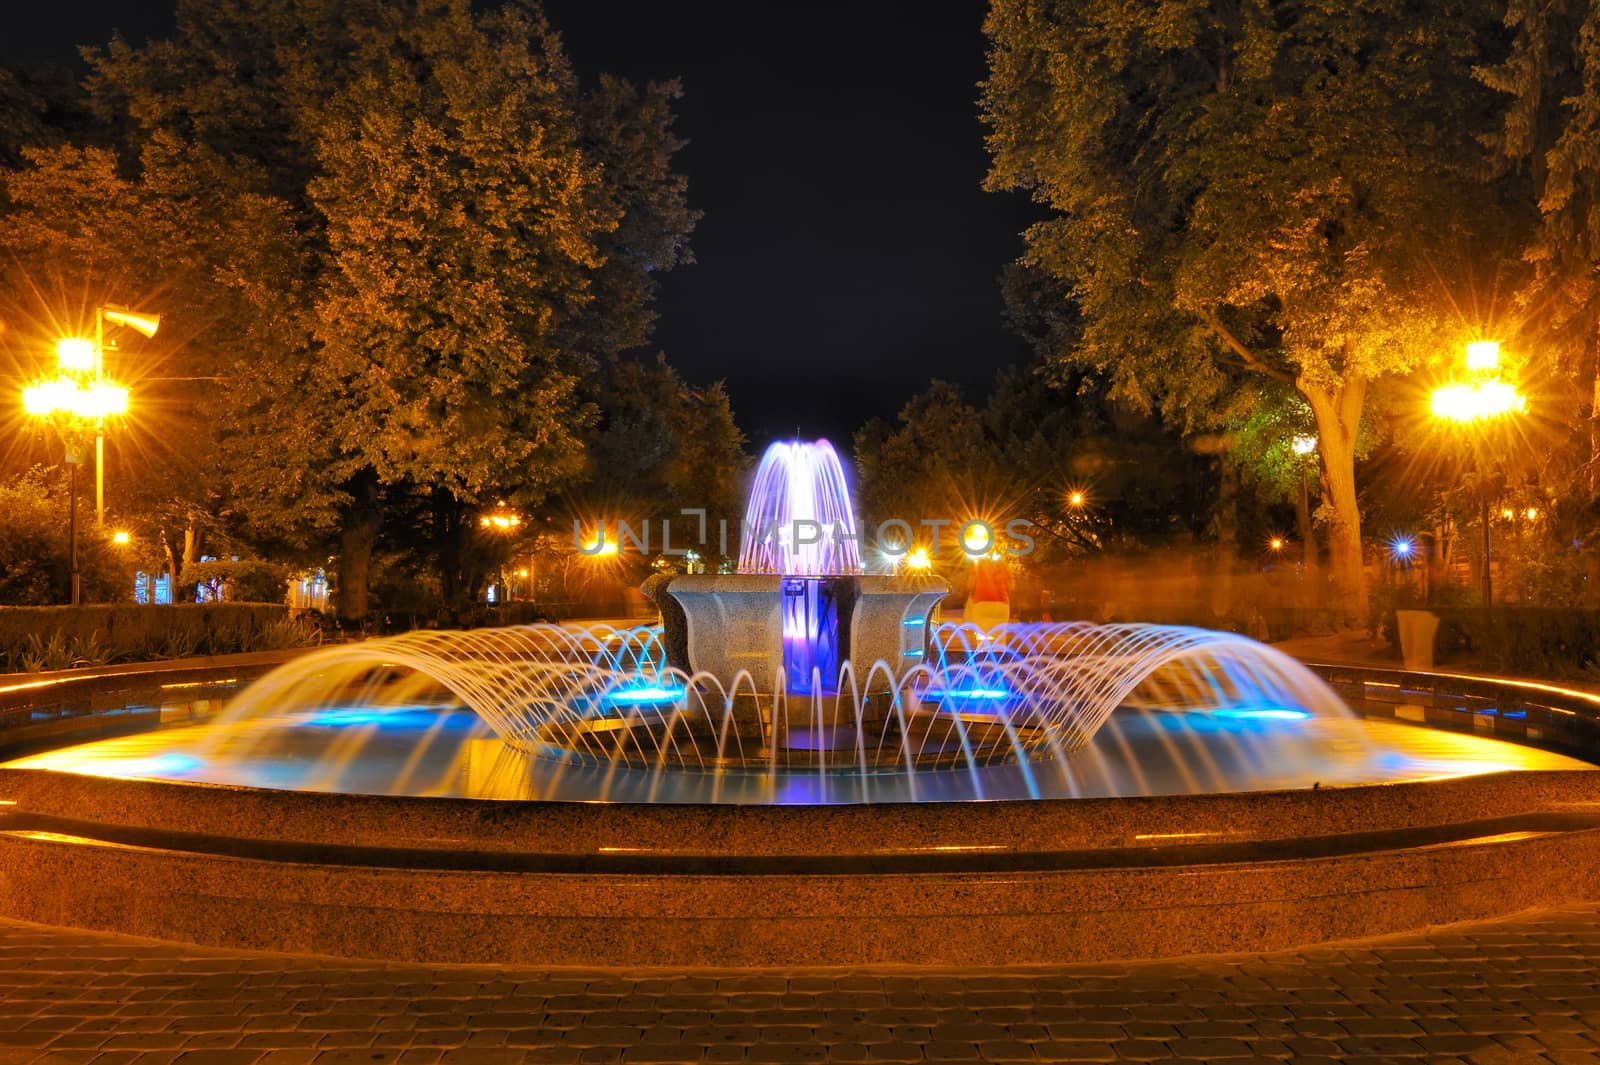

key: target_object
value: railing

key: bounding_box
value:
[1308,662,1600,764]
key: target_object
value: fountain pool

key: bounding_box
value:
[2,436,1597,966]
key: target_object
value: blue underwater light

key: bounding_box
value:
[1212,707,1312,721]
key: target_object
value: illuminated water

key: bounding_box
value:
[738,438,861,576]
[13,438,1585,804]
[11,703,1588,803]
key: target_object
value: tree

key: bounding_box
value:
[576,354,745,558]
[0,467,131,605]
[983,0,1505,625]
[85,0,698,618]
[1477,1,1600,499]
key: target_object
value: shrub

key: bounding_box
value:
[0,603,297,672]
[1429,606,1600,677]
[0,467,134,605]
[180,559,290,604]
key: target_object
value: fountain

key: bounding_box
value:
[61,437,1366,804]
[2,437,1596,966]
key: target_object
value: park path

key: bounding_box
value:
[2,905,1599,1064]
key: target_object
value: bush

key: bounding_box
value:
[0,467,134,605]
[1429,606,1600,677]
[180,559,289,604]
[0,603,308,672]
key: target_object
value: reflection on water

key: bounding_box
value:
[6,706,1590,805]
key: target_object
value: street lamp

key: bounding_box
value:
[88,305,160,527]
[21,346,133,606]
[1430,339,1524,606]
[479,502,524,601]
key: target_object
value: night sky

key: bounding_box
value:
[5,2,1039,448]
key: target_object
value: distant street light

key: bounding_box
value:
[479,502,525,601]
[1430,339,1524,605]
[1290,434,1318,569]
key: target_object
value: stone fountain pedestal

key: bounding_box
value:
[648,574,949,697]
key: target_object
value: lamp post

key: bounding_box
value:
[1291,434,1318,568]
[1430,340,1524,606]
[22,348,132,606]
[91,305,161,526]
[478,502,523,602]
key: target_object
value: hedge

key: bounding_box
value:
[0,603,304,673]
[1428,607,1600,678]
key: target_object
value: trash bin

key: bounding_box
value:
[1396,609,1440,671]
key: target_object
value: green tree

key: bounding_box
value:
[983,0,1504,625]
[0,467,131,605]
[577,354,745,558]
[1477,0,1600,499]
[84,0,698,618]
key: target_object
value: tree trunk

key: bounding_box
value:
[1591,351,1600,498]
[1210,452,1238,620]
[1303,376,1368,630]
[432,488,482,612]
[336,471,381,623]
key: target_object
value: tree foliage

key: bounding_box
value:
[48,0,701,616]
[983,0,1506,624]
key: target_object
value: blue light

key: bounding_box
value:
[604,684,686,706]
[300,706,455,729]
[923,687,1013,701]
[1392,538,1414,558]
[1213,707,1311,721]
[902,617,926,626]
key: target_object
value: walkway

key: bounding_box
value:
[2,905,1599,1064]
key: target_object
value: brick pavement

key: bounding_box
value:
[1,906,1599,1064]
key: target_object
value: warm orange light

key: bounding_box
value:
[517,568,529,578]
[1465,340,1501,372]
[1431,380,1524,422]
[960,521,995,557]
[1269,537,1285,551]
[1502,508,1515,520]
[583,539,618,558]
[111,530,131,545]
[1067,491,1086,508]
[479,509,521,531]
[22,377,128,420]
[905,547,932,572]
[1526,507,1539,521]
[56,338,94,373]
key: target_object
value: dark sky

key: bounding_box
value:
[5,2,1039,448]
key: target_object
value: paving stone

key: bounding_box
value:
[5,906,1600,1062]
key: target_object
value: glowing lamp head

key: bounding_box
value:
[1291,434,1317,456]
[1431,380,1524,422]
[1526,507,1539,521]
[1268,537,1285,552]
[1465,340,1500,372]
[1392,538,1413,558]
[22,378,127,420]
[961,521,995,557]
[1067,491,1086,508]
[111,530,131,546]
[56,338,95,373]
[905,547,932,573]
